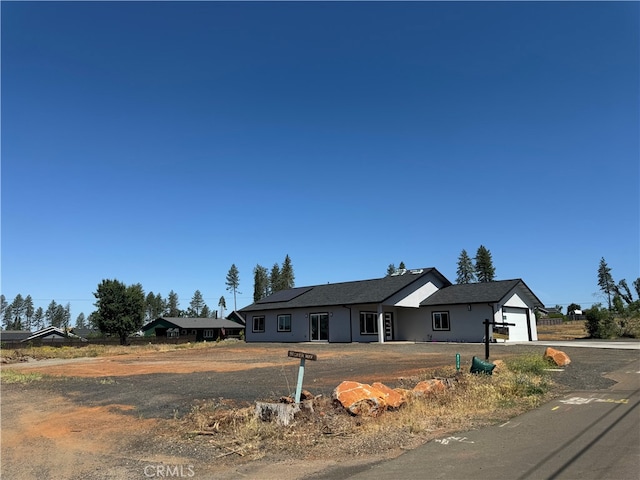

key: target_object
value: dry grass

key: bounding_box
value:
[536,321,588,340]
[0,339,229,361]
[0,370,46,384]
[175,356,555,462]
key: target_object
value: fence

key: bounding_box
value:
[536,318,585,326]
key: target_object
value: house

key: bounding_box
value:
[21,326,87,343]
[142,317,245,341]
[1,330,33,343]
[239,268,543,343]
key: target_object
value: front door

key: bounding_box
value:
[384,312,394,341]
[310,313,329,341]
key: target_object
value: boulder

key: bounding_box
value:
[332,381,387,417]
[372,382,407,409]
[413,379,446,396]
[544,347,571,367]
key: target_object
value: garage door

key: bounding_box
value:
[502,307,531,342]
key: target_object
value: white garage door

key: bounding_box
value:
[502,307,531,342]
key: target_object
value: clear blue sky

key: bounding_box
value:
[2,1,638,320]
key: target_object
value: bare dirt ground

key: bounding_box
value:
[1,337,637,480]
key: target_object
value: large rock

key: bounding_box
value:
[544,347,571,366]
[413,379,446,395]
[372,382,407,409]
[332,381,388,416]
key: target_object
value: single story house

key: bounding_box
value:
[239,268,543,343]
[142,317,245,341]
[21,326,87,343]
[1,330,33,342]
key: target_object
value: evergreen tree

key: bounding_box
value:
[0,295,7,322]
[386,264,396,276]
[280,255,295,290]
[10,294,25,329]
[474,245,496,283]
[24,295,34,331]
[456,249,476,284]
[145,292,166,320]
[166,290,181,317]
[398,261,406,270]
[253,264,270,302]
[225,264,240,311]
[45,300,58,327]
[2,304,13,330]
[597,257,615,310]
[33,307,45,330]
[200,304,212,318]
[269,263,281,294]
[189,290,205,316]
[218,296,226,318]
[75,312,86,329]
[93,279,146,345]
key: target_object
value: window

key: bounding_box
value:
[360,312,379,335]
[253,316,265,333]
[432,312,450,331]
[277,314,291,332]
[203,329,214,338]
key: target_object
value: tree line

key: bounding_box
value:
[586,257,640,338]
[386,245,497,284]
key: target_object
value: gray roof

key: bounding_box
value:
[143,317,244,330]
[420,279,544,308]
[1,330,33,341]
[240,268,450,312]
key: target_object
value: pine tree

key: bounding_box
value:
[75,312,87,329]
[597,257,615,310]
[225,264,240,311]
[456,249,476,284]
[189,290,205,316]
[253,264,269,302]
[269,263,281,294]
[474,245,496,283]
[33,307,45,330]
[166,291,181,317]
[24,295,34,331]
[280,255,295,290]
[386,264,396,276]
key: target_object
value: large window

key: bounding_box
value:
[203,329,214,338]
[277,314,291,332]
[360,312,379,335]
[432,312,450,331]
[252,316,265,333]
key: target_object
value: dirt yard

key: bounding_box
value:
[1,337,636,480]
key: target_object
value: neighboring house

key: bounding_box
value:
[142,317,244,341]
[21,326,87,343]
[1,330,33,342]
[239,268,543,343]
[226,310,246,326]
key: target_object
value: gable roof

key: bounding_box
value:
[142,317,244,331]
[241,268,450,312]
[420,279,544,308]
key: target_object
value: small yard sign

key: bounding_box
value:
[287,350,317,403]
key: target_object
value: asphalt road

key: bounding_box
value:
[321,342,640,480]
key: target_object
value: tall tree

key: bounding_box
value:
[45,300,58,327]
[386,264,397,276]
[253,264,269,302]
[269,263,282,293]
[474,245,496,283]
[23,295,35,331]
[456,249,476,284]
[280,255,295,290]
[0,295,7,322]
[93,279,146,345]
[33,307,45,330]
[145,292,166,321]
[225,264,240,311]
[189,290,205,317]
[75,312,87,329]
[218,296,226,318]
[597,257,615,310]
[10,294,25,330]
[2,304,14,330]
[166,290,181,317]
[398,261,406,270]
[200,304,212,318]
